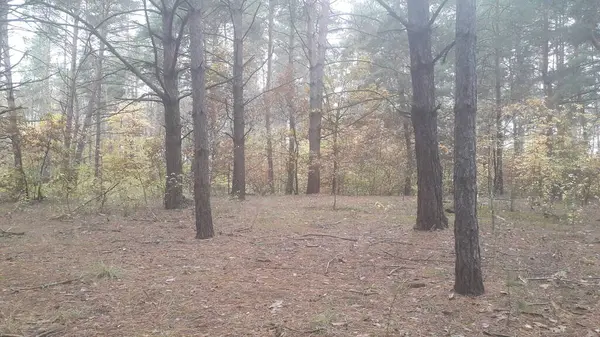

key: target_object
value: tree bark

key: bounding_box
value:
[306,0,329,194]
[162,6,184,209]
[406,0,448,230]
[230,1,246,200]
[453,0,484,296]
[190,0,214,239]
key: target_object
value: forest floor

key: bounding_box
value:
[1,195,599,337]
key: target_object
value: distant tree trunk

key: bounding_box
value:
[265,0,275,194]
[402,117,413,196]
[541,3,554,154]
[75,32,106,166]
[0,0,27,198]
[453,0,484,296]
[162,6,184,209]
[190,0,214,239]
[285,0,298,195]
[94,87,103,178]
[406,0,448,230]
[231,1,246,200]
[331,108,341,195]
[493,0,504,195]
[306,0,329,194]
[63,0,81,178]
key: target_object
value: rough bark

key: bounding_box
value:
[453,0,484,296]
[230,1,246,200]
[162,5,184,209]
[265,0,275,194]
[306,0,329,194]
[406,0,448,230]
[189,0,214,239]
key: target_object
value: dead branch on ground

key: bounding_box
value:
[0,228,25,237]
[10,277,81,294]
[298,233,358,242]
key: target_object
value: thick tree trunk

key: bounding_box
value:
[162,8,184,209]
[285,0,298,195]
[306,0,329,194]
[231,3,246,200]
[190,0,214,239]
[453,0,484,296]
[406,0,448,230]
[0,0,27,198]
[265,0,275,194]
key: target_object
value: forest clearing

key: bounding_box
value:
[1,195,599,337]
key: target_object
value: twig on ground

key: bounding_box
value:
[325,256,343,275]
[348,289,379,296]
[388,266,414,275]
[11,278,81,293]
[35,327,65,337]
[483,331,513,337]
[299,233,358,242]
[0,228,25,237]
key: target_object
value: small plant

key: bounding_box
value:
[93,262,122,280]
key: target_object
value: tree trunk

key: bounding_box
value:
[285,0,297,195]
[190,0,214,239]
[75,32,106,166]
[493,0,503,195]
[0,0,27,198]
[402,117,413,196]
[231,2,246,200]
[162,7,184,209]
[406,0,448,230]
[265,0,275,194]
[453,0,484,296]
[63,0,81,179]
[306,0,329,194]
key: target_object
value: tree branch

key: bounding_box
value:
[374,0,410,28]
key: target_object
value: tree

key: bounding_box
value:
[453,0,484,296]
[0,0,27,198]
[306,0,329,194]
[376,0,449,230]
[189,0,214,239]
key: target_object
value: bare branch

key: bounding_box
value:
[374,0,410,28]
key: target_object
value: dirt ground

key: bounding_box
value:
[1,195,599,337]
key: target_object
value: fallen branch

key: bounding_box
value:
[51,182,120,220]
[0,228,25,237]
[325,256,344,275]
[299,233,358,242]
[348,289,379,296]
[11,278,81,293]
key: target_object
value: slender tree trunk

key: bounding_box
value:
[0,0,27,198]
[493,0,504,195]
[75,33,106,166]
[453,0,484,296]
[264,0,275,194]
[231,2,246,200]
[63,0,81,179]
[306,0,329,194]
[285,0,297,195]
[190,0,214,239]
[331,109,340,195]
[402,117,413,196]
[407,0,448,230]
[162,7,184,209]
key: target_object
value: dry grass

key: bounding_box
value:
[1,195,599,337]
